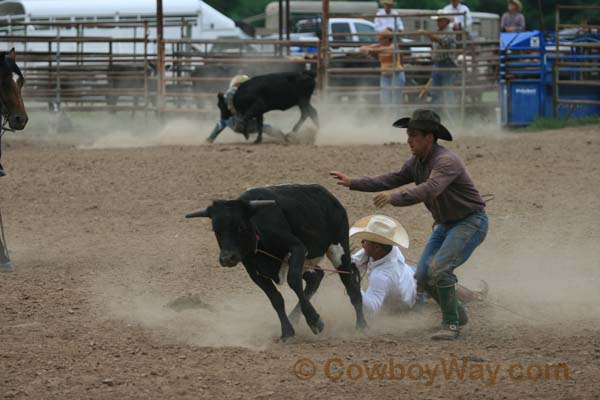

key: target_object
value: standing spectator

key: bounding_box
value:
[375,0,404,33]
[360,28,405,105]
[501,0,526,32]
[418,11,457,109]
[442,0,472,34]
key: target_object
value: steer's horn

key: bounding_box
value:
[249,200,276,210]
[185,208,210,218]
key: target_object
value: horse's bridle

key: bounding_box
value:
[0,61,24,138]
[0,104,14,138]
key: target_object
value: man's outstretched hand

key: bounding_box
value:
[373,192,392,208]
[329,171,351,187]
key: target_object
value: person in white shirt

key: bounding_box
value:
[375,0,404,33]
[442,0,473,34]
[349,214,487,318]
[350,215,416,315]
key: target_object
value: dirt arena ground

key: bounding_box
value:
[1,119,599,399]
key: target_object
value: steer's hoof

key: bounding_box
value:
[279,333,295,343]
[309,318,324,335]
[356,319,368,332]
[253,138,262,144]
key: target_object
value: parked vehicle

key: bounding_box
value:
[0,0,252,54]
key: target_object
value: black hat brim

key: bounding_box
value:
[392,117,453,141]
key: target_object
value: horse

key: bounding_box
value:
[0,48,28,272]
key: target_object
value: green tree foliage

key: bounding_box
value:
[205,0,600,30]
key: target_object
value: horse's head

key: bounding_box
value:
[0,48,27,130]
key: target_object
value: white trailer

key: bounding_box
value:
[0,0,250,54]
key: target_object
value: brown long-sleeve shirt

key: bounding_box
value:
[350,144,485,223]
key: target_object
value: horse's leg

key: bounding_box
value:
[0,229,13,272]
[0,131,4,176]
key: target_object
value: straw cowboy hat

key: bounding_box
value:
[508,0,523,12]
[430,9,453,21]
[350,215,409,248]
[381,0,395,5]
[393,108,453,141]
[229,74,250,88]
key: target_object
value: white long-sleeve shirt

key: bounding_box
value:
[375,9,404,32]
[442,3,473,32]
[352,246,416,315]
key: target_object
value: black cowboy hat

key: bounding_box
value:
[392,109,453,141]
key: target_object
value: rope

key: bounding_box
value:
[255,249,352,275]
[255,239,352,275]
[305,265,352,275]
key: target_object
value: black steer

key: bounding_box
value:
[233,71,319,144]
[186,184,366,341]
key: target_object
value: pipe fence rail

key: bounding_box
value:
[0,16,499,121]
[318,11,499,120]
[553,5,600,117]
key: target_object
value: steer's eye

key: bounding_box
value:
[238,224,246,233]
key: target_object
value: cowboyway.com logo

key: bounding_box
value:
[292,357,569,385]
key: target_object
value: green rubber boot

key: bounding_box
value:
[426,284,468,326]
[431,284,460,340]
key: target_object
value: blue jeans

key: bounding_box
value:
[380,71,406,105]
[415,210,488,288]
[431,63,456,106]
[207,117,277,142]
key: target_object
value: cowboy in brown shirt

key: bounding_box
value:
[331,109,488,340]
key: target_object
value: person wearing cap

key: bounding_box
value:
[359,27,405,105]
[330,109,488,340]
[417,11,457,109]
[206,74,287,144]
[442,0,472,34]
[501,0,525,32]
[350,215,416,315]
[375,0,404,33]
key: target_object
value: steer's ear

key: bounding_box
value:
[186,207,211,218]
[248,200,276,211]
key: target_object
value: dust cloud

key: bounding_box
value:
[459,233,600,325]
[94,228,600,351]
[20,102,507,150]
[96,272,435,350]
